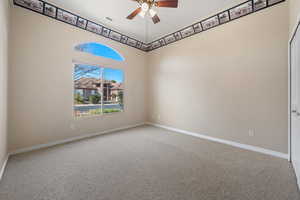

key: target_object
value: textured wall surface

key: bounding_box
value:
[8,6,147,151]
[147,3,289,153]
[289,0,300,36]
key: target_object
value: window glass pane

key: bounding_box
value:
[74,64,102,117]
[103,68,124,114]
[74,43,124,61]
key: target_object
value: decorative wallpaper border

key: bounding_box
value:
[14,0,285,52]
[13,0,149,52]
[147,0,285,52]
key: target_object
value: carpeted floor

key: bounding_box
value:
[0,125,299,200]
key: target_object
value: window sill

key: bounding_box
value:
[74,110,125,120]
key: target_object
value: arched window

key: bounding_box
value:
[73,43,125,118]
[74,42,124,61]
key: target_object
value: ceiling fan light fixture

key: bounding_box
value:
[149,9,157,17]
[126,0,178,24]
[141,2,149,12]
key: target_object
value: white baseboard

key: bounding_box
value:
[0,155,9,182]
[10,123,146,155]
[147,122,289,160]
[292,160,300,190]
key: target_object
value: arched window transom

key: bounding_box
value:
[75,42,124,61]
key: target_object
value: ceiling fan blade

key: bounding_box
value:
[127,7,142,19]
[155,0,178,8]
[152,14,160,24]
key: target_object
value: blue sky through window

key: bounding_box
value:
[74,64,100,80]
[75,43,124,61]
[104,68,124,83]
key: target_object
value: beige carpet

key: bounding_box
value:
[0,125,299,200]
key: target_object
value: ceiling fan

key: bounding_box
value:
[127,0,178,24]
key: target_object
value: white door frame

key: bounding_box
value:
[288,15,300,162]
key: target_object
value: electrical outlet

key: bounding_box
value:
[248,129,255,137]
[70,123,76,130]
[157,115,161,120]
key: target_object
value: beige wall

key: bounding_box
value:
[147,3,289,153]
[8,6,147,151]
[289,0,300,36]
[0,0,10,169]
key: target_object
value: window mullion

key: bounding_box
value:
[101,67,104,114]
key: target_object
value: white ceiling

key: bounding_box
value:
[46,0,246,43]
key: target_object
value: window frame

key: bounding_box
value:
[73,60,125,119]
